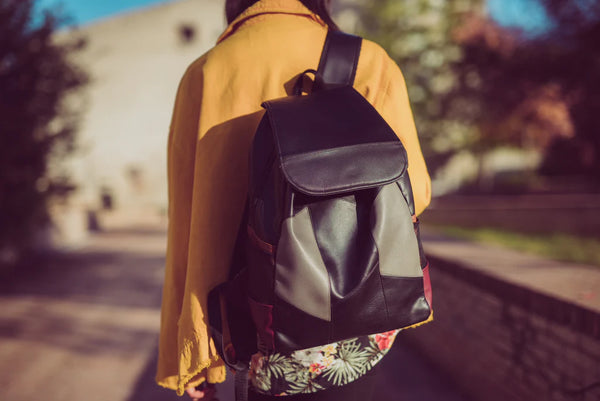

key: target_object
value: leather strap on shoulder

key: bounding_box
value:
[313,30,362,91]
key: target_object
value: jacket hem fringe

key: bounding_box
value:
[155,354,224,396]
[175,354,224,396]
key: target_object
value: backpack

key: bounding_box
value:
[208,30,433,400]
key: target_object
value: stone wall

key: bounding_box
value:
[401,254,600,401]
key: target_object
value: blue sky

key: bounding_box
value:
[487,0,552,35]
[37,0,171,25]
[38,0,552,34]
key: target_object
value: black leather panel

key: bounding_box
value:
[272,269,431,352]
[249,116,274,199]
[250,117,292,243]
[263,86,404,157]
[330,263,389,339]
[223,269,258,362]
[333,272,430,342]
[262,86,407,195]
[381,275,431,324]
[273,297,331,353]
[313,31,362,92]
[246,238,275,304]
[282,142,407,196]
[249,116,278,243]
[308,191,379,299]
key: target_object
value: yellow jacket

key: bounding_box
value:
[156,0,431,395]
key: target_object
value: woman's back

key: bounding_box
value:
[156,0,431,397]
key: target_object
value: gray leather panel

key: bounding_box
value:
[275,207,331,321]
[372,184,422,278]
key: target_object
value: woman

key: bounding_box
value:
[155,0,432,400]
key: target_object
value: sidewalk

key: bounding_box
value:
[0,226,470,401]
[0,228,167,401]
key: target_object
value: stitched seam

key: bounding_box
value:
[378,264,390,323]
[368,188,390,322]
[285,174,404,197]
[281,142,407,195]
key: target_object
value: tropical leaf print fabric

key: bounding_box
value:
[249,329,400,396]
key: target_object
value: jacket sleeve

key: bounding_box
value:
[377,59,432,216]
[155,63,226,394]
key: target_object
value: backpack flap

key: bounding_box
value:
[262,86,408,196]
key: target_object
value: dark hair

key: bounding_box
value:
[225,0,339,30]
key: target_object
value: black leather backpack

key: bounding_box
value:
[208,30,433,400]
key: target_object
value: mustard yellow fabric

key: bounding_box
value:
[155,0,432,396]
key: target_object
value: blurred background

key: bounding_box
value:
[0,1,598,401]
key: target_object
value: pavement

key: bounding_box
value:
[420,228,600,313]
[0,225,470,401]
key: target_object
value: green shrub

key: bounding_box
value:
[0,0,87,266]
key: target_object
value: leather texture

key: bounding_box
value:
[266,183,429,352]
[263,86,408,196]
[275,207,332,322]
[308,192,379,300]
[263,86,404,156]
[332,270,429,338]
[273,297,331,351]
[371,184,422,278]
[249,118,280,243]
[270,261,431,352]
[381,276,431,325]
[282,142,407,196]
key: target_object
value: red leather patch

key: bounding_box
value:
[248,297,275,351]
[423,262,433,307]
[247,225,276,264]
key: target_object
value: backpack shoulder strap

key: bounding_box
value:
[313,30,362,91]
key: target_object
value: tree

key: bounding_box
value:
[355,0,600,191]
[536,0,600,181]
[450,13,576,190]
[454,0,600,186]
[355,0,486,175]
[0,0,87,266]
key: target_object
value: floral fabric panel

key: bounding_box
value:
[249,329,400,396]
